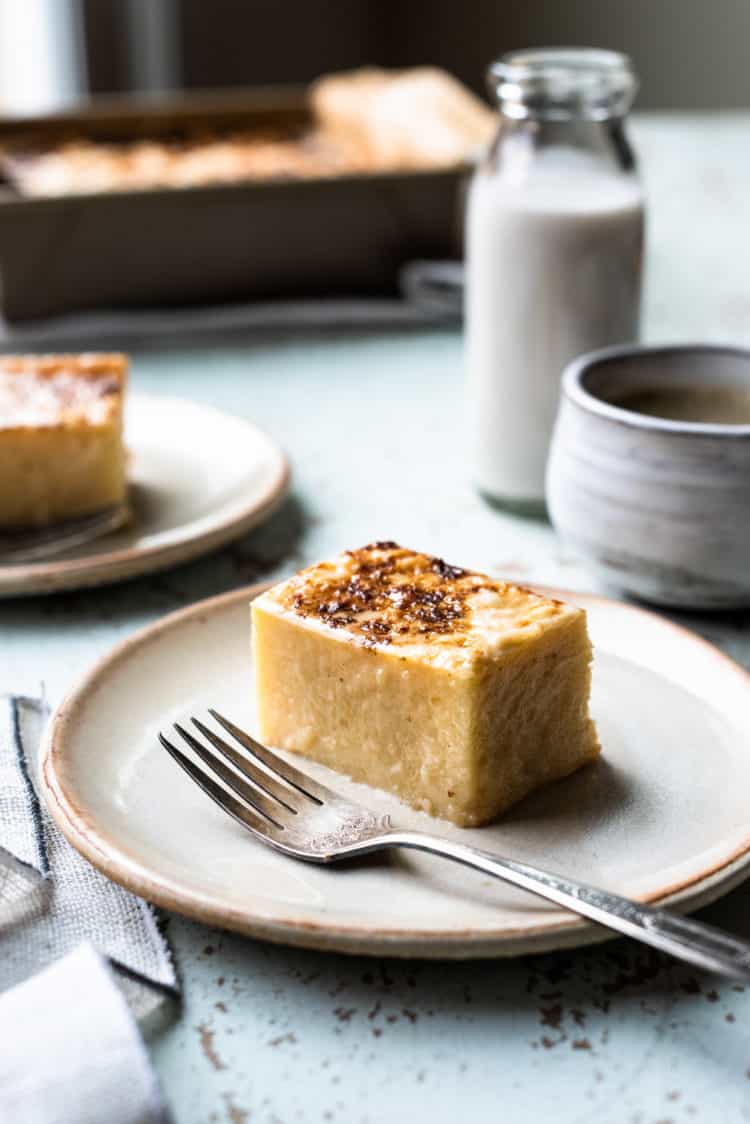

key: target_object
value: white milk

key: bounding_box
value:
[466,147,644,505]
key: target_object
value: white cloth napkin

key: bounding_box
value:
[0,697,177,1122]
[0,944,170,1124]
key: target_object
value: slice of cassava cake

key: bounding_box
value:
[251,542,599,827]
[0,353,127,527]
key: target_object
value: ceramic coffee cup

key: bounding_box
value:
[546,344,750,609]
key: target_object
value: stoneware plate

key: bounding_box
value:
[42,583,750,959]
[0,394,289,597]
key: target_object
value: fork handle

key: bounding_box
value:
[384,831,750,980]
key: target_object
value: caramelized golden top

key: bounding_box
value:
[3,132,373,197]
[261,543,578,665]
[0,354,126,428]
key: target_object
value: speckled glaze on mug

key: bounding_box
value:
[546,344,750,609]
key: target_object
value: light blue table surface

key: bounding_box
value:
[3,114,750,1123]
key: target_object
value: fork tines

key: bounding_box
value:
[158,709,328,840]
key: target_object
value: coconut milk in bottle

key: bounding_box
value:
[466,49,644,512]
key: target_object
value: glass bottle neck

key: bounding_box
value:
[488,48,637,123]
[485,114,637,180]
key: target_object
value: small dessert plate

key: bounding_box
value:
[41,582,750,959]
[0,394,288,596]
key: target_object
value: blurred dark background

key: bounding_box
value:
[2,0,750,115]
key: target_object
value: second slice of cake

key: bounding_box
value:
[0,353,127,527]
[252,543,600,827]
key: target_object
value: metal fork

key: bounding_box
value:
[0,503,129,564]
[161,709,750,980]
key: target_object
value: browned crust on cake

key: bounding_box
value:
[2,132,374,196]
[0,353,127,431]
[0,352,127,383]
[274,541,565,649]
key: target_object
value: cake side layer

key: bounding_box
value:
[470,613,600,824]
[0,426,126,526]
[252,600,480,824]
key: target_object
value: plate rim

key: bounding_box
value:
[40,581,750,959]
[0,393,290,597]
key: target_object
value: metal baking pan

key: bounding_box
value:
[0,88,465,321]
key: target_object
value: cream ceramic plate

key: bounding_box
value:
[0,394,288,596]
[42,583,750,959]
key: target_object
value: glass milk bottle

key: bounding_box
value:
[466,49,644,513]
